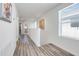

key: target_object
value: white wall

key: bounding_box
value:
[40,3,79,56]
[28,28,40,46]
[40,30,48,45]
[0,4,19,56]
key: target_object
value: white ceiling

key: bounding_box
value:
[15,3,59,22]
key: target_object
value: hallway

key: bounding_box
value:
[1,3,78,56]
[13,35,74,56]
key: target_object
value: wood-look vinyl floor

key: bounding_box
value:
[13,35,74,56]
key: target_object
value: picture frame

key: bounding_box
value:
[0,3,12,23]
[38,18,45,30]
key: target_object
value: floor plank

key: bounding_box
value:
[13,35,74,56]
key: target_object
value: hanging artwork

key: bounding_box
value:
[2,3,12,23]
[38,18,45,30]
[0,3,12,23]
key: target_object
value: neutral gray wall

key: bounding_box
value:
[40,3,79,56]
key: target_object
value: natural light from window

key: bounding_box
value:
[59,3,79,40]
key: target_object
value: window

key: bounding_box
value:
[59,3,79,40]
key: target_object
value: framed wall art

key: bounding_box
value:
[0,3,12,23]
[38,18,45,30]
